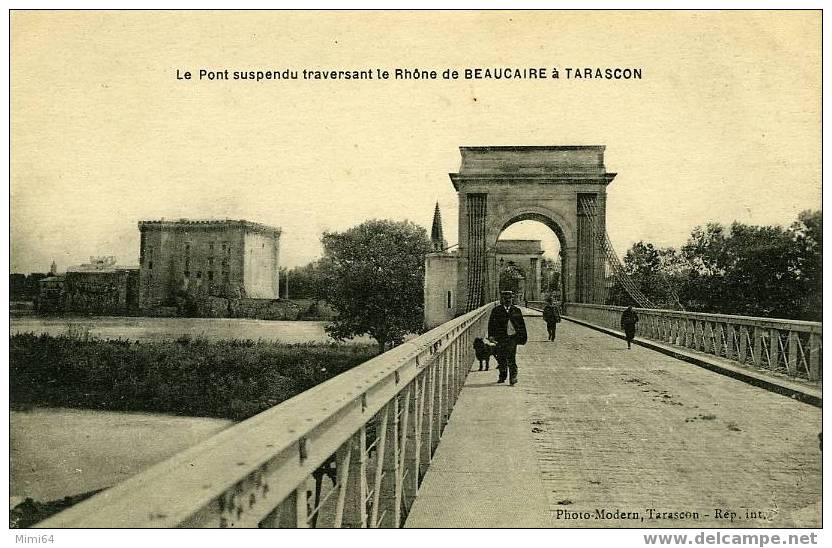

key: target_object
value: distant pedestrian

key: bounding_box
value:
[542,297,561,342]
[621,306,639,349]
[488,291,528,386]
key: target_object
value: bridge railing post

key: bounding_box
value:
[751,326,764,367]
[378,399,400,527]
[368,407,389,528]
[453,337,461,403]
[342,427,368,528]
[808,334,820,382]
[448,340,456,414]
[401,380,418,514]
[433,349,446,449]
[702,321,713,354]
[420,360,435,478]
[787,331,799,382]
[738,326,749,363]
[447,339,455,410]
[724,323,735,360]
[450,338,458,409]
[714,323,725,357]
[263,487,307,528]
[767,327,778,372]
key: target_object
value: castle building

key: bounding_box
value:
[138,219,281,308]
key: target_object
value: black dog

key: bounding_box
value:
[473,337,493,371]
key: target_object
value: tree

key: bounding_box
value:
[679,218,817,319]
[10,274,27,300]
[317,219,433,352]
[540,257,561,300]
[280,261,325,299]
[498,261,525,296]
[607,242,683,308]
[720,223,804,318]
[605,211,822,321]
[675,211,822,320]
[791,210,822,321]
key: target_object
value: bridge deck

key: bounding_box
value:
[405,313,821,528]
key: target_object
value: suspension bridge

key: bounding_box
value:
[35,146,821,528]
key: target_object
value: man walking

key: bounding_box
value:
[488,290,528,386]
[621,305,639,349]
[542,297,561,342]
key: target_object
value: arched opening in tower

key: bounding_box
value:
[496,219,563,305]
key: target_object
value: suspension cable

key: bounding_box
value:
[579,197,684,310]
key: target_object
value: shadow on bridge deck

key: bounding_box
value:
[405,314,821,528]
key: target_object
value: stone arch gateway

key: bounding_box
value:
[451,146,616,314]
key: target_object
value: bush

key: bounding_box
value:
[9,334,378,421]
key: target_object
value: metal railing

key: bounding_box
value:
[36,304,493,528]
[561,303,822,382]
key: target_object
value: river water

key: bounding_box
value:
[10,315,373,344]
[11,408,234,503]
[10,315,374,510]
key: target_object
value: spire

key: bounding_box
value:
[430,202,447,252]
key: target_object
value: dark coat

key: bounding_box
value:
[542,304,561,325]
[621,309,639,330]
[488,304,528,345]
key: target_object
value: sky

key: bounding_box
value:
[10,11,821,273]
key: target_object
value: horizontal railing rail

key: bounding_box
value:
[37,303,493,528]
[562,303,822,382]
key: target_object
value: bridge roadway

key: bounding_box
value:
[405,311,821,528]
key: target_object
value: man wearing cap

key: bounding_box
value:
[487,290,528,386]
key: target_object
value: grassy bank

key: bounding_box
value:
[10,490,103,529]
[10,333,378,421]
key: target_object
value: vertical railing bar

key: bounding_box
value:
[433,353,445,446]
[766,329,776,371]
[343,427,368,528]
[752,327,763,368]
[259,491,288,528]
[441,349,450,430]
[370,405,389,528]
[295,486,308,528]
[381,396,400,527]
[404,376,421,513]
[780,331,792,377]
[724,324,734,360]
[414,372,426,500]
[808,333,821,382]
[795,335,810,378]
[333,437,353,528]
[395,384,410,524]
[420,361,435,475]
[398,384,411,473]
